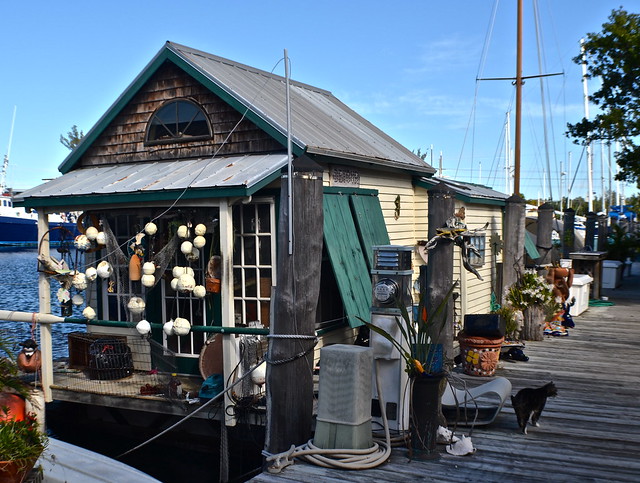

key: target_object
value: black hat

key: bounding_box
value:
[20,339,38,349]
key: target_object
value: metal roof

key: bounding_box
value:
[58,42,434,176]
[417,177,509,204]
[16,154,288,207]
[169,42,433,173]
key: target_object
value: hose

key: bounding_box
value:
[263,359,392,472]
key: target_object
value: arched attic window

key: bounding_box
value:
[146,99,211,144]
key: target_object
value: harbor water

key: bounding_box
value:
[0,247,262,482]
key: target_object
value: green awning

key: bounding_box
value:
[323,192,389,327]
[350,194,391,270]
[524,230,541,259]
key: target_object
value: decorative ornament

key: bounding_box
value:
[97,261,112,279]
[251,361,267,386]
[57,288,71,303]
[95,231,106,245]
[172,266,185,278]
[181,241,193,255]
[170,278,179,291]
[177,225,189,239]
[193,235,206,249]
[136,319,152,335]
[83,306,96,320]
[186,247,199,262]
[172,317,191,336]
[141,274,155,288]
[127,297,146,314]
[85,226,99,241]
[193,285,206,298]
[142,262,156,275]
[72,272,88,291]
[74,234,91,251]
[85,266,98,281]
[163,319,174,336]
[144,222,158,236]
[71,294,84,306]
[177,274,196,292]
[194,224,207,236]
[184,267,194,277]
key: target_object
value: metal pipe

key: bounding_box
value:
[514,0,523,196]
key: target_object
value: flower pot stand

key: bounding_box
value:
[409,374,445,460]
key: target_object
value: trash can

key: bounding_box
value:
[458,331,504,377]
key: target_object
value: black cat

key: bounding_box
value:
[511,382,557,434]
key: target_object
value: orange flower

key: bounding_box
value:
[479,350,499,372]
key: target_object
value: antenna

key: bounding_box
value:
[1,106,17,194]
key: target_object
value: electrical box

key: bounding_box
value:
[371,245,413,313]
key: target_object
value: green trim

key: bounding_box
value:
[350,194,390,270]
[323,186,379,196]
[59,45,305,174]
[413,179,506,206]
[524,230,541,259]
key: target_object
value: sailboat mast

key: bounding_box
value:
[580,38,594,212]
[1,106,17,194]
[514,0,523,196]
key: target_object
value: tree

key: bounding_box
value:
[60,125,84,150]
[566,9,640,187]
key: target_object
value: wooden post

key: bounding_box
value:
[585,212,597,250]
[597,214,608,252]
[501,195,526,303]
[562,208,575,258]
[36,208,53,403]
[426,183,455,363]
[536,202,554,265]
[265,156,323,454]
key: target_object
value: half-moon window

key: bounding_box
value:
[146,99,211,144]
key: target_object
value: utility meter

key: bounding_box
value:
[371,245,413,313]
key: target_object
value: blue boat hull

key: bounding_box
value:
[0,215,78,246]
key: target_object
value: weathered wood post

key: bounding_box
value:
[597,213,608,252]
[562,208,575,258]
[501,195,526,302]
[585,212,597,250]
[265,155,323,455]
[36,208,53,402]
[426,183,455,363]
[536,202,554,265]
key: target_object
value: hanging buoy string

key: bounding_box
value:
[285,48,293,256]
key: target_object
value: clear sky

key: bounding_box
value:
[1,0,637,202]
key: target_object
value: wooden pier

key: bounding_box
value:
[252,266,640,482]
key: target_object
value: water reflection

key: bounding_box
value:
[0,248,87,359]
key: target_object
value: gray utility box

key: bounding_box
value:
[313,345,373,450]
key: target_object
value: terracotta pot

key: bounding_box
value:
[0,458,38,483]
[458,331,504,377]
[0,394,25,422]
[206,277,221,293]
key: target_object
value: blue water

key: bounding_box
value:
[0,247,86,359]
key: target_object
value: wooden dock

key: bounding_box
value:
[252,267,640,482]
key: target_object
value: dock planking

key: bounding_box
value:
[252,269,640,482]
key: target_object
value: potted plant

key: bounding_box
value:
[504,270,557,341]
[364,281,458,458]
[0,337,48,483]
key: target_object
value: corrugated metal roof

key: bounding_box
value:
[419,176,509,203]
[16,154,287,203]
[168,42,434,174]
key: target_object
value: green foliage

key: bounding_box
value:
[59,124,84,150]
[0,336,30,399]
[362,281,458,377]
[566,9,640,187]
[492,305,519,340]
[607,223,638,262]
[505,270,555,311]
[0,413,48,462]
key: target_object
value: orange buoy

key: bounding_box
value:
[0,393,26,422]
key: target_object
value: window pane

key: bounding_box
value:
[245,268,257,297]
[259,269,272,298]
[257,204,270,233]
[244,236,256,265]
[243,205,255,234]
[259,236,271,265]
[233,268,243,296]
[245,300,258,323]
[147,100,210,143]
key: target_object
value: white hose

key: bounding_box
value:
[263,359,392,472]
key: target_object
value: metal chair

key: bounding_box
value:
[441,376,512,426]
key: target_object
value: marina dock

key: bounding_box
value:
[252,264,640,482]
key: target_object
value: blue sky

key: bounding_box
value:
[1,0,637,201]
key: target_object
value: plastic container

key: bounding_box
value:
[463,314,505,338]
[458,332,504,377]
